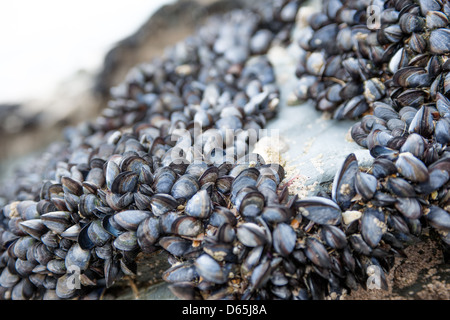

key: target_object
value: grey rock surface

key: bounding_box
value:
[263,43,373,196]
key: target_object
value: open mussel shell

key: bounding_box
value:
[296,196,341,225]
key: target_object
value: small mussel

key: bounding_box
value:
[171,175,199,202]
[194,254,229,284]
[296,197,342,225]
[332,153,358,210]
[272,223,296,257]
[149,194,178,216]
[137,216,161,253]
[361,208,387,248]
[236,222,267,247]
[185,190,212,219]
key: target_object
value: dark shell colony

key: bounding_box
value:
[0,0,449,300]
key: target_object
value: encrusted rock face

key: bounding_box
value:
[0,0,449,301]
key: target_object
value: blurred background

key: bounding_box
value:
[0,0,175,104]
[0,0,252,180]
[0,0,173,175]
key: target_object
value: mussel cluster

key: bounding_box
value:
[0,0,449,300]
[0,0,301,300]
[293,2,450,242]
[294,0,450,159]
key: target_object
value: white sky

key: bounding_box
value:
[0,0,174,103]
